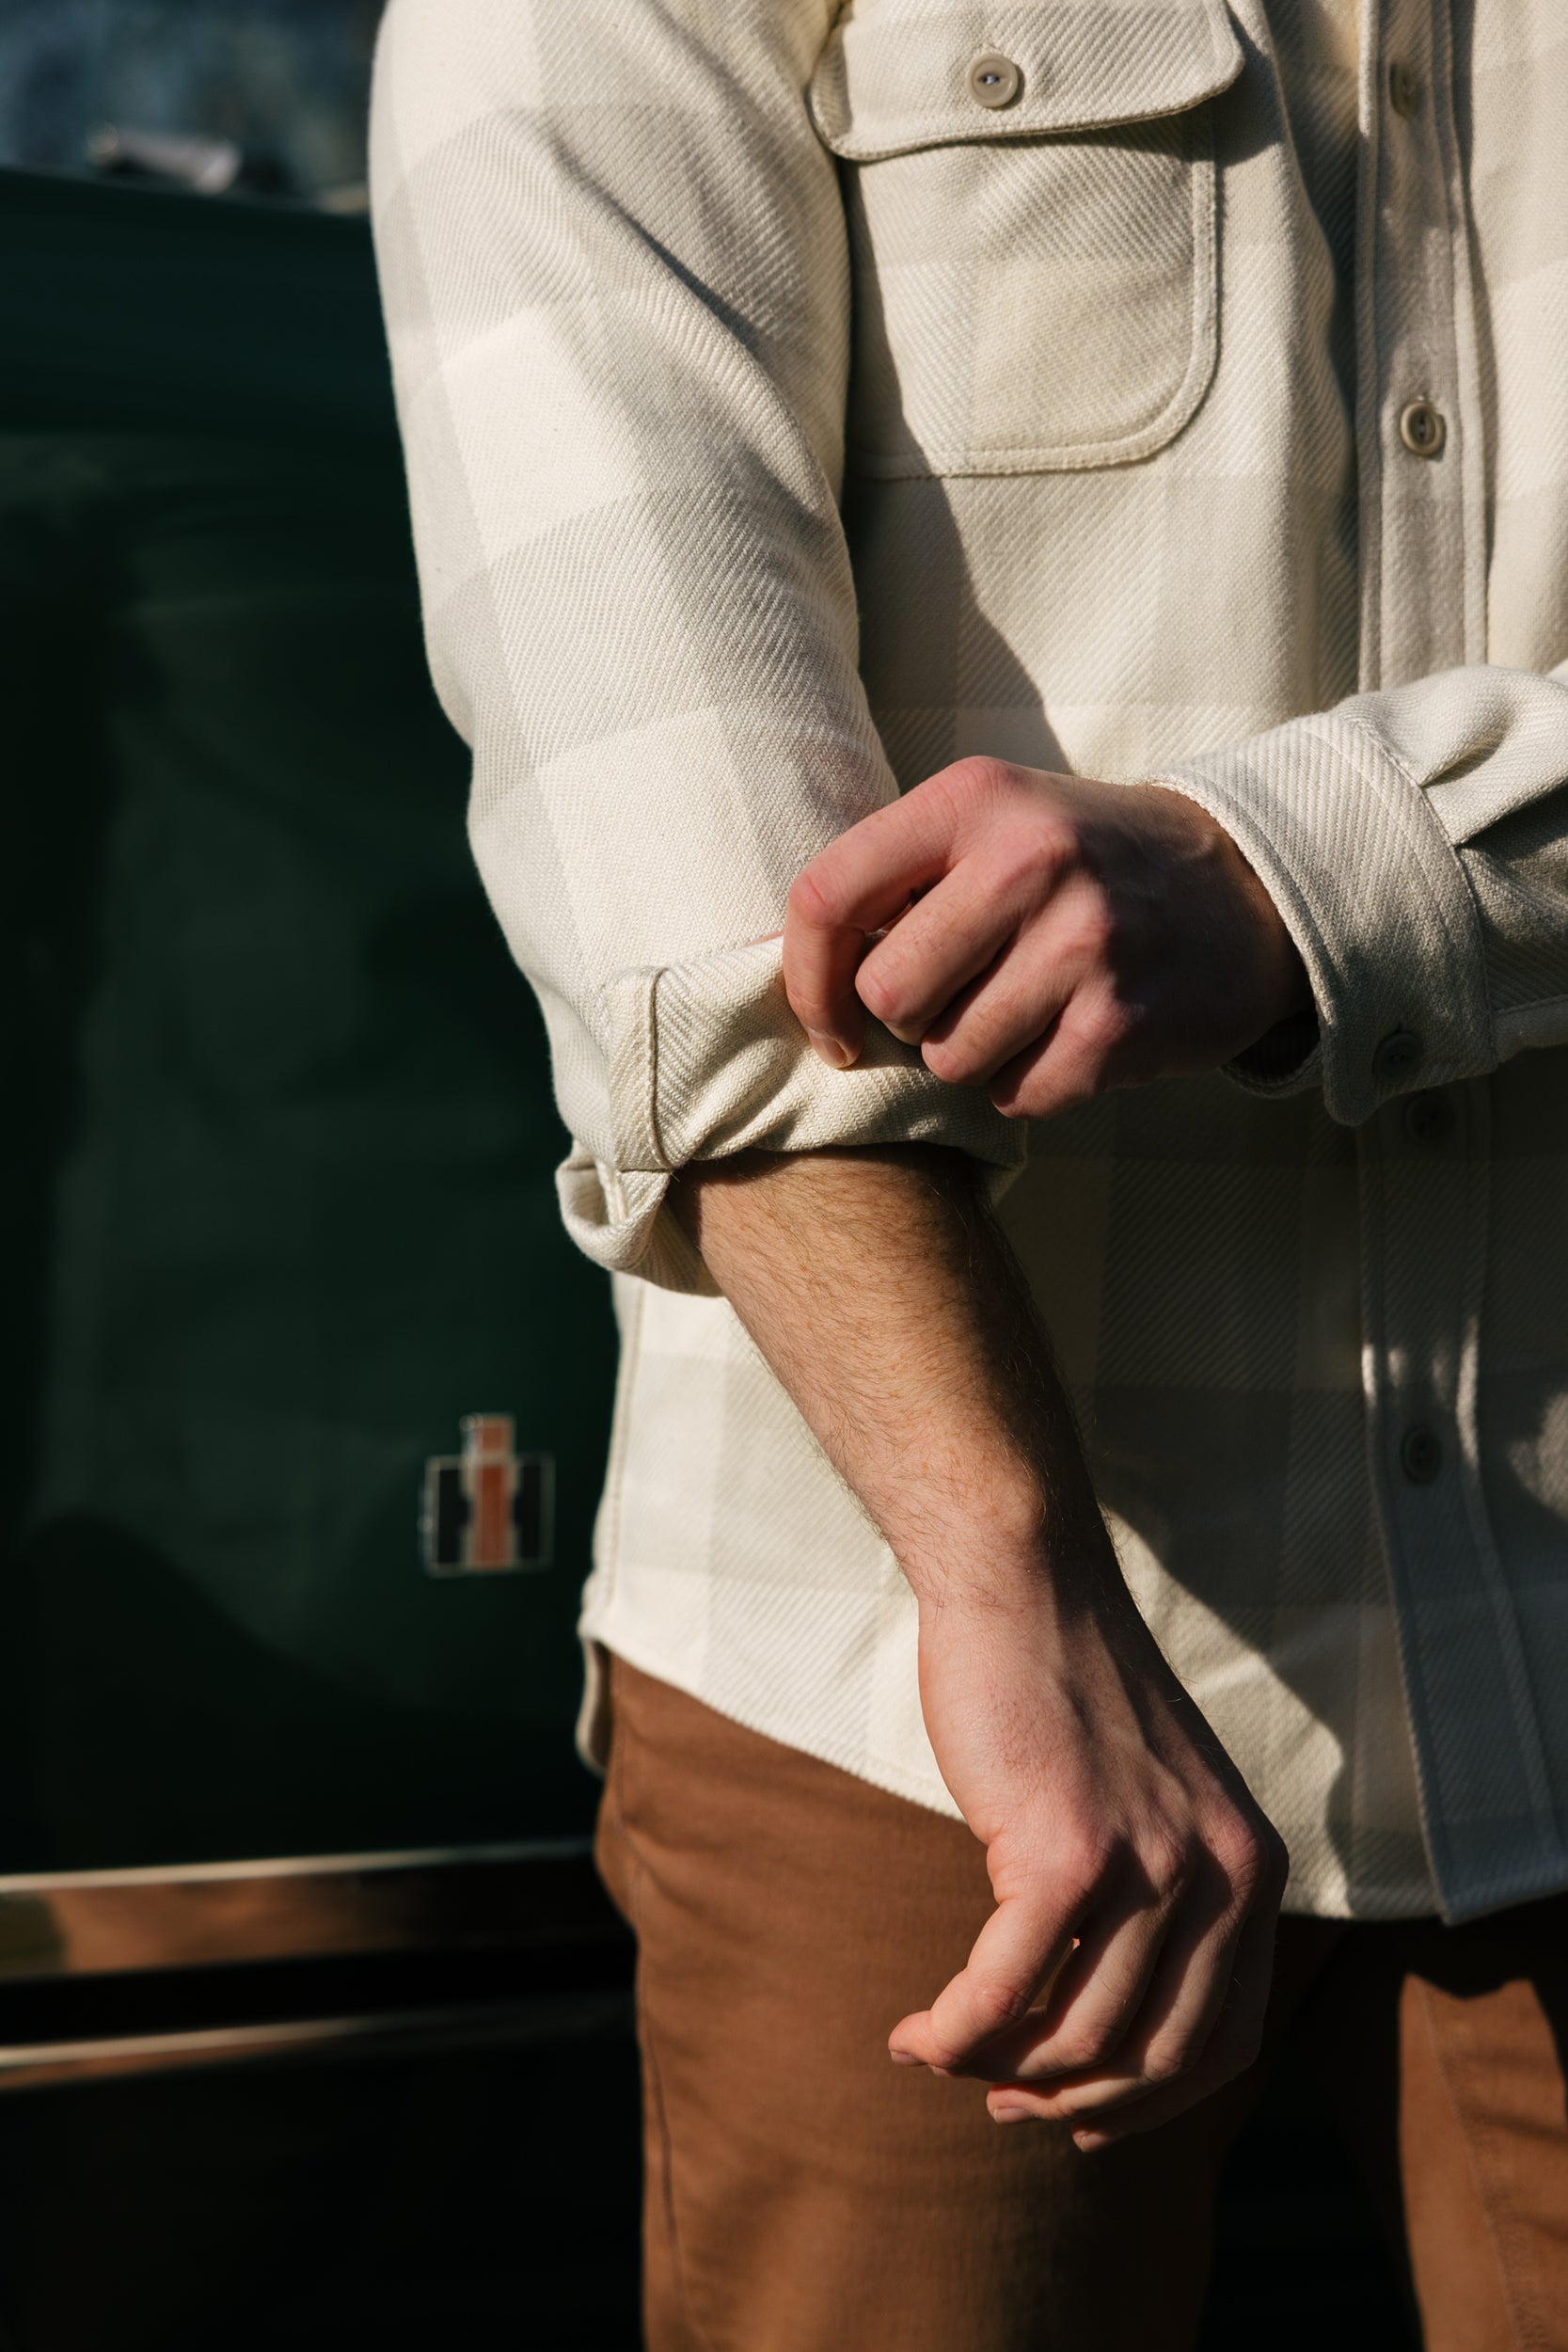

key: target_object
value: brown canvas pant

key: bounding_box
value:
[595,1655,1568,2352]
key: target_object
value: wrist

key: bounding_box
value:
[897,1491,1118,1620]
[1144,783,1311,1036]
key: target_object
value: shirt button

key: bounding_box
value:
[1401,1426,1445,1485]
[1400,400,1447,458]
[1388,61,1420,118]
[1373,1027,1424,1084]
[1402,1089,1454,1146]
[967,53,1022,108]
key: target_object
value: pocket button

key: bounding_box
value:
[967,54,1022,108]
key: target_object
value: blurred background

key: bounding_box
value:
[0,0,379,201]
[0,4,1414,2345]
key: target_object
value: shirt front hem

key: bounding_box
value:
[579,1622,1453,1926]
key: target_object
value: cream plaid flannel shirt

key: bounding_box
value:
[372,0,1568,1920]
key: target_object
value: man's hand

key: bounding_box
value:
[784,757,1310,1117]
[904,1573,1285,2149]
[675,1149,1287,2149]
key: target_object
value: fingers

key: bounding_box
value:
[781,907,869,1070]
[981,977,1144,1118]
[889,1892,1079,2074]
[853,866,1142,1104]
[975,1893,1185,2088]
[985,1887,1238,2122]
[784,784,967,1065]
[902,879,1114,1089]
[982,1854,1282,2143]
[786,754,1281,1101]
[851,867,1027,1048]
[1062,1894,1282,2151]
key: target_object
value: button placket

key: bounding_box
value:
[1349,12,1544,1916]
[1402,1090,1454,1147]
[1360,3,1479,687]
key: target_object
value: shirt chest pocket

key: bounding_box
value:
[809,0,1243,477]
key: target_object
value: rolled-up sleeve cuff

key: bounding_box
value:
[558,936,1027,1292]
[1152,711,1494,1125]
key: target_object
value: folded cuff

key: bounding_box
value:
[558,935,1027,1292]
[1154,710,1494,1126]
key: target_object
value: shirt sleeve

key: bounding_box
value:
[368,0,1023,1295]
[1152,663,1568,1124]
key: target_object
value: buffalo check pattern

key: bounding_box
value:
[372,0,1568,1920]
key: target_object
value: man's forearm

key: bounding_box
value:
[673,1145,1104,1608]
[673,1142,1285,2148]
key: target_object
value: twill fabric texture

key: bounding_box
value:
[371,0,1568,1922]
[598,1656,1568,2352]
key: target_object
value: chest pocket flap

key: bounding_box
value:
[810,0,1244,475]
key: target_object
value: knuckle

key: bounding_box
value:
[1214,1818,1286,1907]
[1050,2080,1132,2124]
[942,754,1012,813]
[785,861,843,933]
[988,823,1065,902]
[859,944,935,1040]
[855,961,903,1026]
[1049,2017,1119,2074]
[1065,892,1118,967]
[922,1034,979,1085]
[984,844,1037,905]
[999,1065,1081,1119]
[966,1976,1033,2039]
[1069,987,1137,1061]
[1137,2040,1193,2089]
[1144,1830,1200,1904]
[1054,1830,1117,1911]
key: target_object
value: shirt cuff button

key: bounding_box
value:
[1373,1028,1424,1084]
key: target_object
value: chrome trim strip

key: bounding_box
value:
[0,1836,594,1895]
[0,1988,634,2090]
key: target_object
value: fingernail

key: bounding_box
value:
[888,2048,924,2069]
[990,2106,1028,2125]
[1072,2129,1111,2153]
[806,1029,853,1070]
